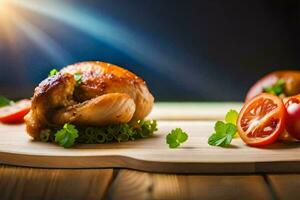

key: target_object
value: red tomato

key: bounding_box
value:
[245,71,300,102]
[284,95,300,140]
[279,129,298,142]
[0,99,31,124]
[245,73,278,102]
[237,93,286,146]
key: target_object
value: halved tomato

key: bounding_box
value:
[237,93,286,146]
[284,94,300,140]
[0,99,31,124]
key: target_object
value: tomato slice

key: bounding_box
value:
[0,99,31,124]
[237,93,286,146]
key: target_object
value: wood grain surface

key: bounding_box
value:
[1,120,300,173]
[0,165,113,200]
[107,170,273,200]
[148,102,242,120]
[267,174,300,200]
[4,165,300,200]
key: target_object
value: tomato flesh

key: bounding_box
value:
[0,99,31,124]
[285,97,300,140]
[238,93,285,146]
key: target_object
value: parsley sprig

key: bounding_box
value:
[208,109,238,147]
[263,79,285,96]
[166,128,188,148]
[0,96,13,107]
[55,123,79,148]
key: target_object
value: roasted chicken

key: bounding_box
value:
[25,61,154,139]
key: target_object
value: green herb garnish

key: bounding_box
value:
[74,73,82,86]
[55,123,79,148]
[166,128,188,148]
[49,69,59,77]
[49,69,82,86]
[0,96,13,107]
[208,109,238,147]
[49,120,157,148]
[263,79,285,96]
[225,109,239,124]
[40,129,51,142]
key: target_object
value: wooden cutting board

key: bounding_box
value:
[1,102,300,174]
[148,102,242,120]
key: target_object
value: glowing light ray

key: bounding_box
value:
[0,0,19,50]
[11,0,213,95]
[10,13,72,65]
[11,1,146,51]
[0,1,30,84]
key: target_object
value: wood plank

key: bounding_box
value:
[107,170,273,200]
[1,121,300,173]
[148,102,242,120]
[0,165,113,200]
[267,174,300,200]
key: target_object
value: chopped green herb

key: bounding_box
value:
[137,119,158,138]
[55,123,79,148]
[49,69,82,86]
[74,73,82,86]
[208,109,238,147]
[49,120,157,148]
[0,96,13,107]
[166,128,188,148]
[40,129,51,142]
[263,79,285,96]
[49,69,59,77]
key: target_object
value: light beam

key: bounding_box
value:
[11,0,213,96]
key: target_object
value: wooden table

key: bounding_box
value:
[1,166,300,200]
[0,103,299,200]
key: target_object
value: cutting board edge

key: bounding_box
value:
[1,151,300,174]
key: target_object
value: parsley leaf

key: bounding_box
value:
[0,96,13,107]
[74,73,82,86]
[263,79,285,96]
[215,121,226,133]
[208,133,228,146]
[55,123,79,148]
[208,123,237,147]
[166,128,188,148]
[49,69,59,77]
[225,109,238,125]
[208,110,238,147]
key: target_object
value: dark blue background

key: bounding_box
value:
[0,0,299,101]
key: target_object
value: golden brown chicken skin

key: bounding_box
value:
[25,61,154,139]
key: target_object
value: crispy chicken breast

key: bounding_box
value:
[25,61,154,139]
